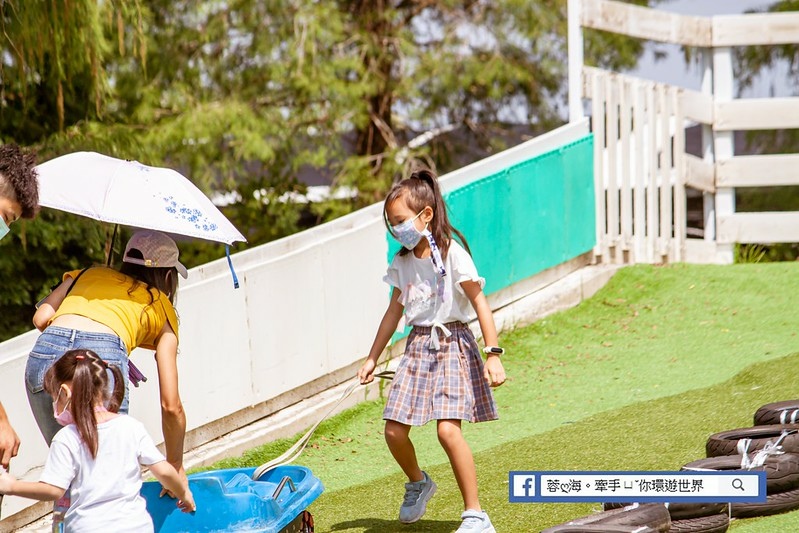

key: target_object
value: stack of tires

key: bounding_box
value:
[540,503,670,533]
[695,400,799,519]
[603,501,730,532]
[539,400,799,532]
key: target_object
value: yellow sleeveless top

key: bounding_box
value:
[50,267,179,353]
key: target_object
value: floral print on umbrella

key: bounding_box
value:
[162,196,219,232]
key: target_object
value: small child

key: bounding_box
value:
[358,168,506,533]
[0,349,194,532]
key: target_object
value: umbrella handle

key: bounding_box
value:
[107,224,119,266]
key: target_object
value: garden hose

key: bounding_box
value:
[252,371,394,481]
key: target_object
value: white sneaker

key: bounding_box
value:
[456,509,496,532]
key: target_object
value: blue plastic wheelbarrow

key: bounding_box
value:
[141,465,323,532]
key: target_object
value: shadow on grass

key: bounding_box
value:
[328,518,461,532]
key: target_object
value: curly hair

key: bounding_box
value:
[0,143,40,219]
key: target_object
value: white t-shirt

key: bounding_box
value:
[40,415,166,533]
[384,240,485,326]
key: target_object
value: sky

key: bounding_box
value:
[625,0,796,97]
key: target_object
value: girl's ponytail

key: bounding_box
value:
[44,349,120,459]
[384,167,470,258]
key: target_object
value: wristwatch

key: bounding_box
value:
[482,346,504,356]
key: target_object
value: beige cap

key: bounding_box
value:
[123,230,188,278]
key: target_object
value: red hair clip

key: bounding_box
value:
[76,355,85,360]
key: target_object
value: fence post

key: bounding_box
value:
[658,84,673,259]
[646,83,659,263]
[605,74,620,261]
[700,49,716,245]
[633,80,647,263]
[713,46,736,264]
[619,79,632,258]
[672,88,686,262]
[591,70,607,261]
[568,0,585,123]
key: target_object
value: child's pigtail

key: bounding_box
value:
[106,364,125,414]
[45,349,115,459]
[70,354,102,458]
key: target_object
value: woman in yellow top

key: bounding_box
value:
[26,230,188,477]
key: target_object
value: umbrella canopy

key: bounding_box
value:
[36,152,246,245]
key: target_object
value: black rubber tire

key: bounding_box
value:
[560,503,671,533]
[682,453,799,493]
[754,400,799,426]
[603,502,726,521]
[668,511,729,533]
[542,526,657,533]
[666,502,728,521]
[705,424,799,457]
[603,502,631,511]
[730,485,799,518]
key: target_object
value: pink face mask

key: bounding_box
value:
[52,388,74,426]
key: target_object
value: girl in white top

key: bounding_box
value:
[358,169,506,533]
[0,349,194,532]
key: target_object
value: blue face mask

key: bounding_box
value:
[391,210,425,250]
[0,218,9,241]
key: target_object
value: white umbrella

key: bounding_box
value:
[36,151,246,245]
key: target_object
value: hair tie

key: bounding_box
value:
[76,355,85,360]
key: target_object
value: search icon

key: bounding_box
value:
[732,478,745,491]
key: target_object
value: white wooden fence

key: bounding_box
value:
[570,0,799,264]
[583,67,686,264]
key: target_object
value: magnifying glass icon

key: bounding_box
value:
[732,478,745,491]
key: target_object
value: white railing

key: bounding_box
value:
[570,0,799,264]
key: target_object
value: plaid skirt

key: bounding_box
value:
[383,321,498,426]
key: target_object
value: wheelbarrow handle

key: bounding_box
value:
[272,476,297,500]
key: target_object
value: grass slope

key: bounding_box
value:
[206,263,799,532]
[316,351,799,532]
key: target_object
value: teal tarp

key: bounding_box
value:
[386,134,595,296]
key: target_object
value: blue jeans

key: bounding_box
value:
[25,326,130,445]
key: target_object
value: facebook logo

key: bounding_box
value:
[509,472,537,502]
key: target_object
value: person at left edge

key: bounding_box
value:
[26,230,189,481]
[0,143,40,470]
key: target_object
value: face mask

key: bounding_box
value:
[391,210,426,250]
[0,218,9,241]
[53,387,75,426]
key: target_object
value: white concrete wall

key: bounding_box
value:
[0,119,589,522]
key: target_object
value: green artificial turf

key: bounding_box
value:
[204,263,799,532]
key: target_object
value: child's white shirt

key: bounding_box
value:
[384,240,485,330]
[40,414,165,533]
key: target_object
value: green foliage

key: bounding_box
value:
[0,1,146,137]
[734,243,767,264]
[0,211,107,338]
[735,1,799,92]
[735,0,799,160]
[0,0,659,341]
[734,242,799,263]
